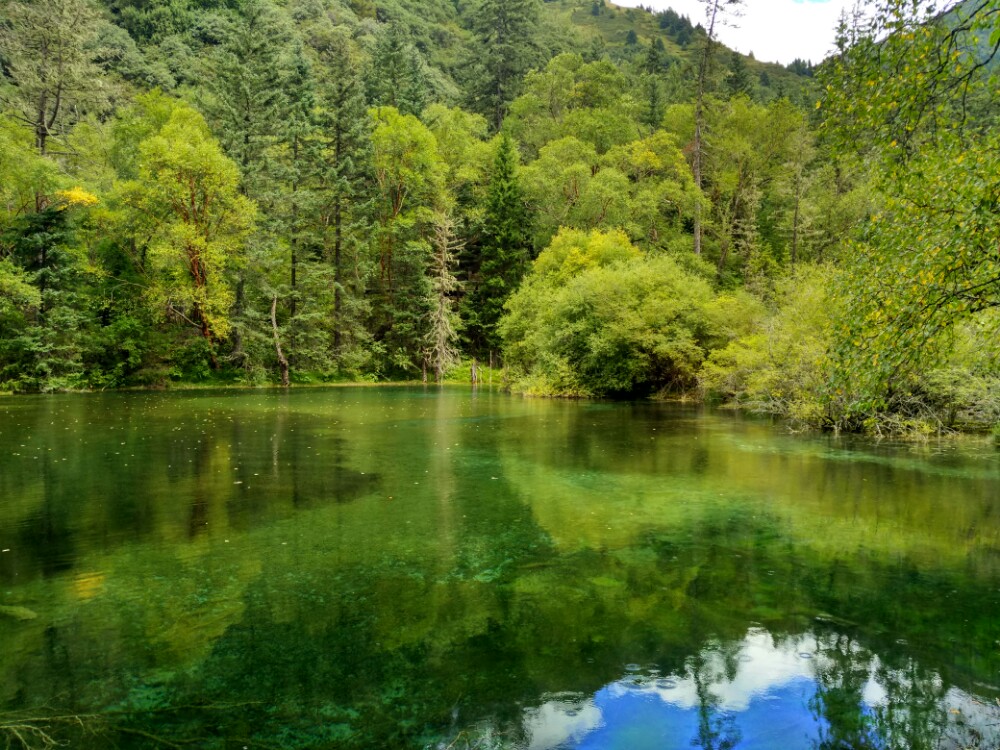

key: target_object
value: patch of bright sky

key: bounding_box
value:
[611,0,853,65]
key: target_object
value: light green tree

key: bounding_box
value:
[369,106,447,374]
[501,228,719,396]
[118,100,256,345]
[820,0,1000,419]
[425,212,462,382]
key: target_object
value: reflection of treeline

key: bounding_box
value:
[809,630,1000,750]
[0,396,376,587]
[3,485,999,748]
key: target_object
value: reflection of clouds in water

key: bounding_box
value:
[524,697,603,750]
[521,629,1000,750]
[523,630,821,750]
[643,630,817,712]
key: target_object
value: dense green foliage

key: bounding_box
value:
[0,0,997,431]
[818,0,1000,431]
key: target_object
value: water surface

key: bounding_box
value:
[1,387,999,748]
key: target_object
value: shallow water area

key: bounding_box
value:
[1,387,999,748]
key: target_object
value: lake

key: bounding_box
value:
[1,387,999,749]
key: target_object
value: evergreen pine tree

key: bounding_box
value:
[469,0,542,130]
[642,75,665,131]
[465,133,530,354]
[365,24,430,117]
[203,0,290,197]
[726,51,755,98]
[201,0,293,375]
[642,41,664,74]
[316,35,375,371]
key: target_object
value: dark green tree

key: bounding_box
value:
[468,0,542,130]
[465,133,531,355]
[726,51,754,98]
[105,0,190,43]
[201,0,295,376]
[642,75,665,131]
[315,33,375,372]
[0,202,96,391]
[642,39,665,73]
[203,0,290,197]
[365,23,430,117]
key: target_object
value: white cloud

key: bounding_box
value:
[610,0,852,65]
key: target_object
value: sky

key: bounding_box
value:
[611,0,853,65]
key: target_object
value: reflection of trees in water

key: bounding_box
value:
[806,631,995,750]
[689,646,741,750]
[809,633,882,750]
[871,655,947,750]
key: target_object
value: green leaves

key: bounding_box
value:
[819,0,1000,159]
[117,97,256,342]
[820,0,1000,423]
[833,131,1000,415]
[501,228,716,397]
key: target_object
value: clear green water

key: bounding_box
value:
[2,387,1000,749]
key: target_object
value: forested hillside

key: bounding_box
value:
[1,0,998,434]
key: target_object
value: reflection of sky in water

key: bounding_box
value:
[522,630,995,750]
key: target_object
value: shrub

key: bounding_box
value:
[500,228,718,397]
[699,264,834,424]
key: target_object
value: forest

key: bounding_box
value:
[0,0,998,435]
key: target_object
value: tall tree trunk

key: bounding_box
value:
[230,273,247,367]
[791,193,801,266]
[693,0,725,256]
[333,197,343,352]
[693,110,704,256]
[271,295,290,388]
[791,165,803,266]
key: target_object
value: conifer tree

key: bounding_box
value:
[315,33,374,369]
[726,51,754,98]
[0,0,109,155]
[642,75,665,132]
[201,0,293,373]
[365,24,430,117]
[203,0,290,197]
[469,0,542,130]
[466,133,530,354]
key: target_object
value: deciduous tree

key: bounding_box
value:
[119,99,256,345]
